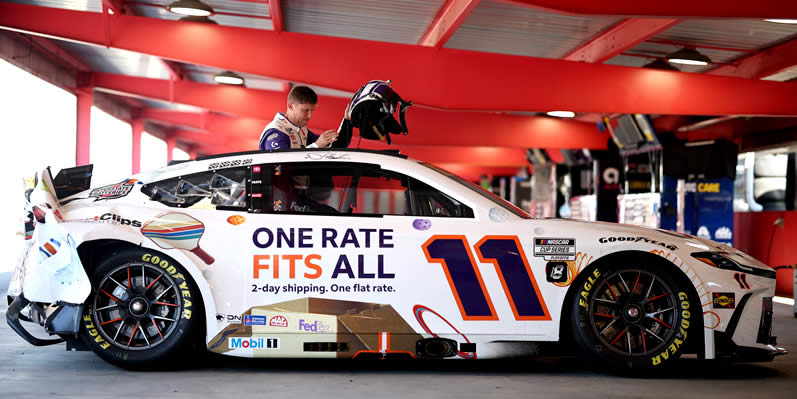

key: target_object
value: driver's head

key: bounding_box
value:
[286,86,318,128]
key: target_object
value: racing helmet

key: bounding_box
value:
[337,80,412,147]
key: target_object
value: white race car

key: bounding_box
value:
[7,149,786,371]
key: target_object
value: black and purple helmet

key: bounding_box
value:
[346,80,412,145]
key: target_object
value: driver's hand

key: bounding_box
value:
[315,129,339,147]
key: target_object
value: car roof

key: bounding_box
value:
[193,148,408,163]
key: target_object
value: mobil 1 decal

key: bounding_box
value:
[533,238,576,261]
[251,227,396,296]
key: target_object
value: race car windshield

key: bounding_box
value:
[420,162,531,219]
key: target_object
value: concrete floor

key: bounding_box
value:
[1,273,796,399]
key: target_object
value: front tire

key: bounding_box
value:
[79,248,199,370]
[569,260,697,370]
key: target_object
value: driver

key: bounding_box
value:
[258,86,339,151]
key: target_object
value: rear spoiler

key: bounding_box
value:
[51,165,93,200]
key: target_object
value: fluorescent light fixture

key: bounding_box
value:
[643,59,679,71]
[765,19,797,24]
[666,48,712,66]
[685,140,716,147]
[546,111,575,118]
[214,70,245,85]
[167,0,214,17]
[179,15,218,24]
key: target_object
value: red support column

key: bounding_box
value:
[75,90,92,166]
[131,118,143,174]
[166,135,176,163]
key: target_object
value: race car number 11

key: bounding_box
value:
[423,235,551,322]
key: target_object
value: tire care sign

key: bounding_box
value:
[533,238,576,261]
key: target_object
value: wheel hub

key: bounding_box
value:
[621,303,644,324]
[128,297,149,317]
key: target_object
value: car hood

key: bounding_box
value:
[531,218,774,272]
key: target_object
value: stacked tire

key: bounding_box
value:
[754,154,787,211]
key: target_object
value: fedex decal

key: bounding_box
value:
[299,319,332,333]
[229,337,279,349]
[252,227,395,279]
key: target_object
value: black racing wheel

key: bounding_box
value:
[569,258,697,370]
[79,248,200,370]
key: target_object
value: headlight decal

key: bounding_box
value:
[691,252,776,279]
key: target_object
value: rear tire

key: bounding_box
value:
[79,248,199,370]
[569,259,697,370]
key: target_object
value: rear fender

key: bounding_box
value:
[76,236,218,347]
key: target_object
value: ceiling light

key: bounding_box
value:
[643,59,680,71]
[764,19,797,24]
[546,111,575,118]
[214,71,245,85]
[179,15,218,24]
[666,48,711,66]
[167,0,214,17]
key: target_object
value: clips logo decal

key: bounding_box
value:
[229,337,279,349]
[89,179,137,201]
[713,292,736,309]
[243,315,267,326]
[533,238,576,261]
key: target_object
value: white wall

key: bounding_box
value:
[173,146,190,161]
[90,106,132,185]
[140,132,167,172]
[0,59,77,272]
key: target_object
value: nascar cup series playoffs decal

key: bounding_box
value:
[533,238,576,261]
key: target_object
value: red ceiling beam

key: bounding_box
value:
[418,0,480,48]
[142,108,268,137]
[652,115,693,132]
[95,73,341,128]
[676,117,797,141]
[28,36,92,72]
[171,129,231,146]
[357,142,529,167]
[102,0,125,15]
[707,38,797,80]
[3,4,797,117]
[502,1,797,18]
[563,18,680,63]
[159,59,184,80]
[187,133,530,167]
[268,0,283,33]
[158,109,593,158]
[96,73,608,149]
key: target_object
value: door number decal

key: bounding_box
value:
[422,235,551,321]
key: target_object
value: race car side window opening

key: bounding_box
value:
[420,162,531,219]
[259,162,472,217]
[141,168,248,209]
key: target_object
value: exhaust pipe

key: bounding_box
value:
[416,338,458,358]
